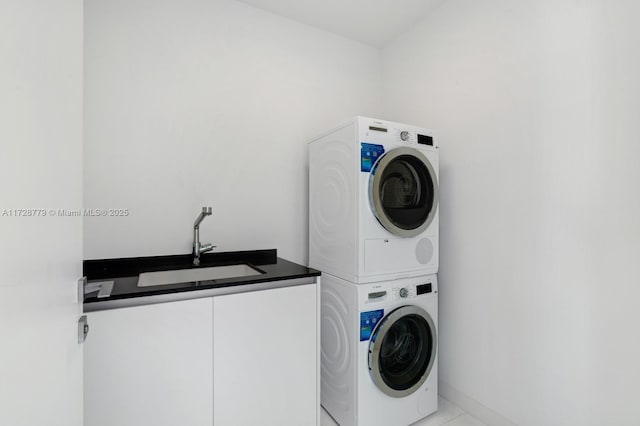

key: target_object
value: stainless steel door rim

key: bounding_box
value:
[369,147,439,237]
[368,305,437,398]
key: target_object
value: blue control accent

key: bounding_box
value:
[361,143,385,172]
[360,309,384,341]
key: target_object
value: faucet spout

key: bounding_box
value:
[194,206,212,228]
[192,206,215,266]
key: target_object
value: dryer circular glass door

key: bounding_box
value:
[369,147,438,237]
[368,305,437,398]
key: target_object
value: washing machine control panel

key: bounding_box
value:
[391,283,434,300]
[392,286,415,299]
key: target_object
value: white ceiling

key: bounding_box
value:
[236,0,445,47]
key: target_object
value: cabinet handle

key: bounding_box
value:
[78,315,89,344]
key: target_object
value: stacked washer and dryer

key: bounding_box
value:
[309,117,440,426]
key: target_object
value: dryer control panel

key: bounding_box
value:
[360,117,437,149]
[367,124,426,146]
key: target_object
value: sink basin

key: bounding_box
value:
[137,264,264,287]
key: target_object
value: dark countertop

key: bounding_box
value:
[83,249,320,311]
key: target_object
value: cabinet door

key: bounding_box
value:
[0,2,83,425]
[213,284,318,426]
[84,298,213,426]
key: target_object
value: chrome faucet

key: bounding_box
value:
[193,206,215,266]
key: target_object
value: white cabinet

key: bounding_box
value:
[84,297,214,426]
[213,284,318,426]
[84,281,319,426]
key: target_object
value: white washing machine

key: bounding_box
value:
[321,273,438,426]
[309,116,439,284]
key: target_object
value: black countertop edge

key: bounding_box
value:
[83,249,321,306]
[84,249,278,280]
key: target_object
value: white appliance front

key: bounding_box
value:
[309,117,439,284]
[321,274,438,426]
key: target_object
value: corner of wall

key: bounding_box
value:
[439,381,516,426]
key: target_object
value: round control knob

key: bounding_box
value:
[400,131,409,141]
[399,288,409,298]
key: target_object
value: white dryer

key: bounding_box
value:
[321,274,438,426]
[309,116,439,283]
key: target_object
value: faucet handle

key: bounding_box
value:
[200,243,215,253]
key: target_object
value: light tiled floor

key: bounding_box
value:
[321,396,486,426]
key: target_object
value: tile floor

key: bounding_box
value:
[320,396,486,426]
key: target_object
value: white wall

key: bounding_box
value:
[84,0,383,263]
[85,1,640,423]
[383,0,640,424]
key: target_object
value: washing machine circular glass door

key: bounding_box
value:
[368,305,437,398]
[369,147,438,237]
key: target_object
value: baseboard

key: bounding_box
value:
[439,381,517,426]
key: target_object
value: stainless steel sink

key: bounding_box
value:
[137,264,264,287]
